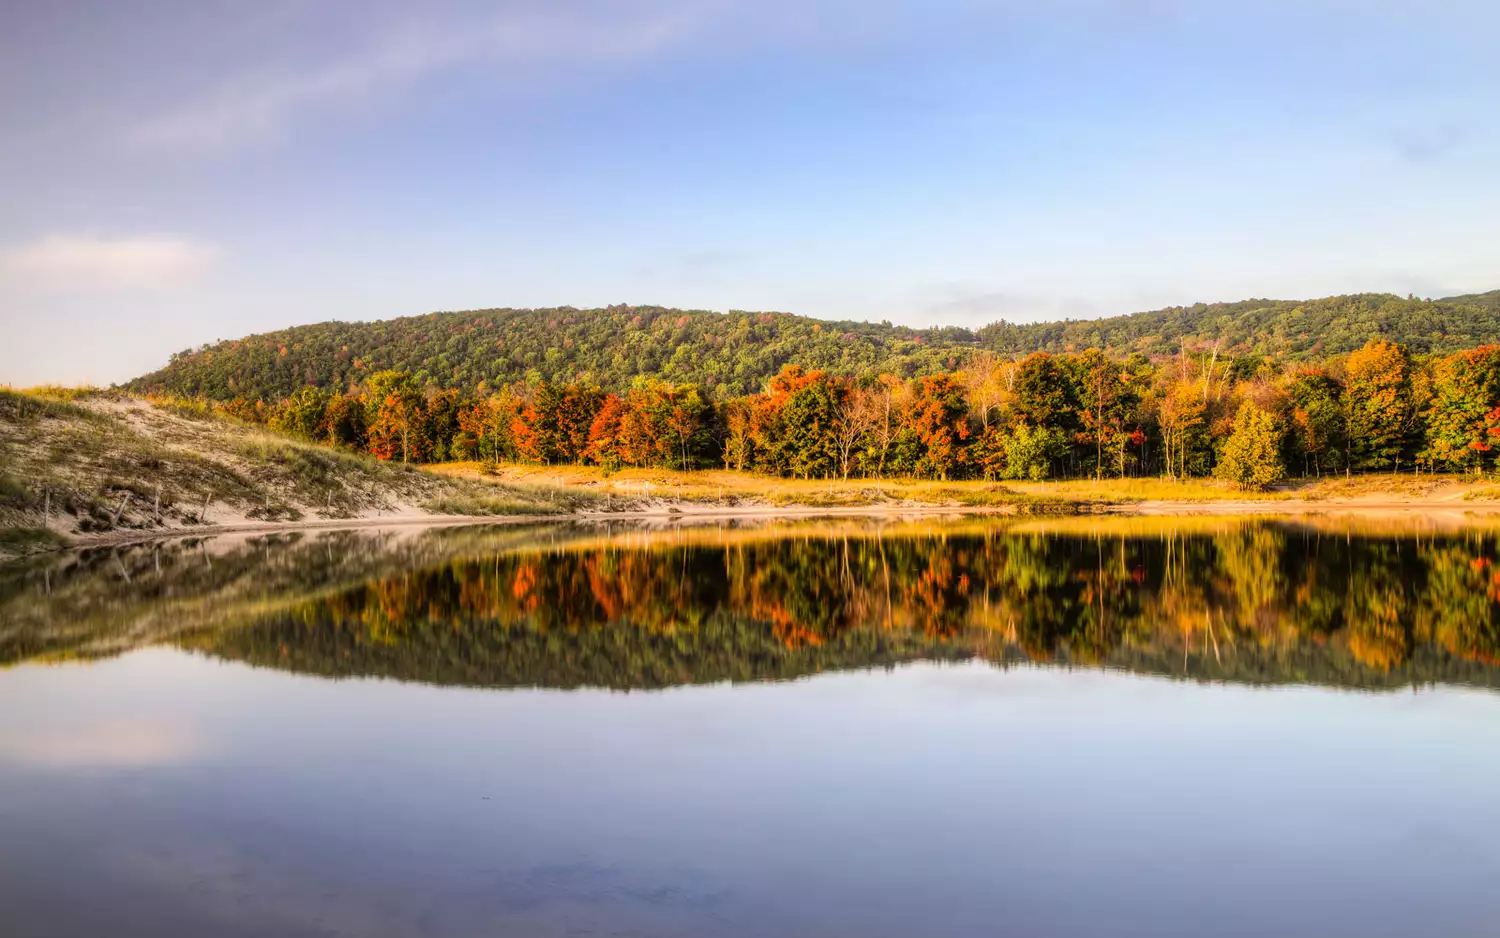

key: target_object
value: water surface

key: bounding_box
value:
[4,516,1500,937]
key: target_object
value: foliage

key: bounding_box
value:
[1215,403,1286,490]
[1420,346,1500,472]
[977,291,1500,360]
[93,324,1500,487]
[1344,339,1413,470]
[1002,424,1069,481]
[128,292,1500,404]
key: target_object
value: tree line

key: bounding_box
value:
[197,337,1500,489]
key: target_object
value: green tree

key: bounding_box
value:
[1285,371,1345,476]
[268,387,329,440]
[1012,352,1080,432]
[1003,424,1068,480]
[1215,403,1286,490]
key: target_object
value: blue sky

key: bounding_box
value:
[1,0,1497,386]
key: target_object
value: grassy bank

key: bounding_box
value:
[0,388,605,557]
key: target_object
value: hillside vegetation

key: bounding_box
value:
[130,291,1500,400]
[132,306,972,400]
[977,291,1500,359]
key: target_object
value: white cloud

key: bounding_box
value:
[1,234,218,291]
[130,4,710,151]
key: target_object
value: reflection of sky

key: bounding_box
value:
[3,649,1500,937]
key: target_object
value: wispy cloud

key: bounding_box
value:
[1,234,218,291]
[130,4,711,151]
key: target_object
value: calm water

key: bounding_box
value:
[5,516,1500,937]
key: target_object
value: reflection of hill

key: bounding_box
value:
[196,612,1500,692]
[187,524,1500,692]
[1094,644,1500,692]
[194,610,975,690]
[0,524,599,665]
[12,518,1500,692]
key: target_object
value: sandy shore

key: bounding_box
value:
[23,495,1500,555]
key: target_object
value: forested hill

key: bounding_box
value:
[975,291,1500,359]
[132,306,974,399]
[130,290,1500,399]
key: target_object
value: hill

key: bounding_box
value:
[975,290,1500,359]
[128,291,1500,400]
[131,306,974,400]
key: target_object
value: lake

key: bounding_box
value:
[4,515,1500,937]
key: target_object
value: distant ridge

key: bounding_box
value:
[129,289,1500,400]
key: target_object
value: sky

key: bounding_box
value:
[1,0,1497,386]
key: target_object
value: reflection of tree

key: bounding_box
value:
[182,525,1500,692]
[1420,544,1500,665]
[1340,541,1417,670]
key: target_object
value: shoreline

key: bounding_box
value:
[18,497,1500,556]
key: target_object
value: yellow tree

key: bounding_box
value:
[1343,339,1411,472]
[1155,380,1205,480]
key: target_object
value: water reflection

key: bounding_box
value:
[9,519,1500,937]
[8,516,1500,691]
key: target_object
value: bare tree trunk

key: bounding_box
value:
[111,494,129,526]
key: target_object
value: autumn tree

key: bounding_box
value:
[904,374,971,480]
[323,392,369,451]
[1154,379,1206,480]
[1343,339,1412,471]
[749,366,836,477]
[515,382,605,463]
[720,398,754,471]
[1422,345,1500,472]
[1074,350,1136,478]
[366,370,426,463]
[961,353,1013,429]
[455,389,519,464]
[583,394,628,470]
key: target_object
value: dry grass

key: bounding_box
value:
[427,461,1052,509]
[432,463,1500,512]
[1005,477,1291,503]
[1289,473,1469,500]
